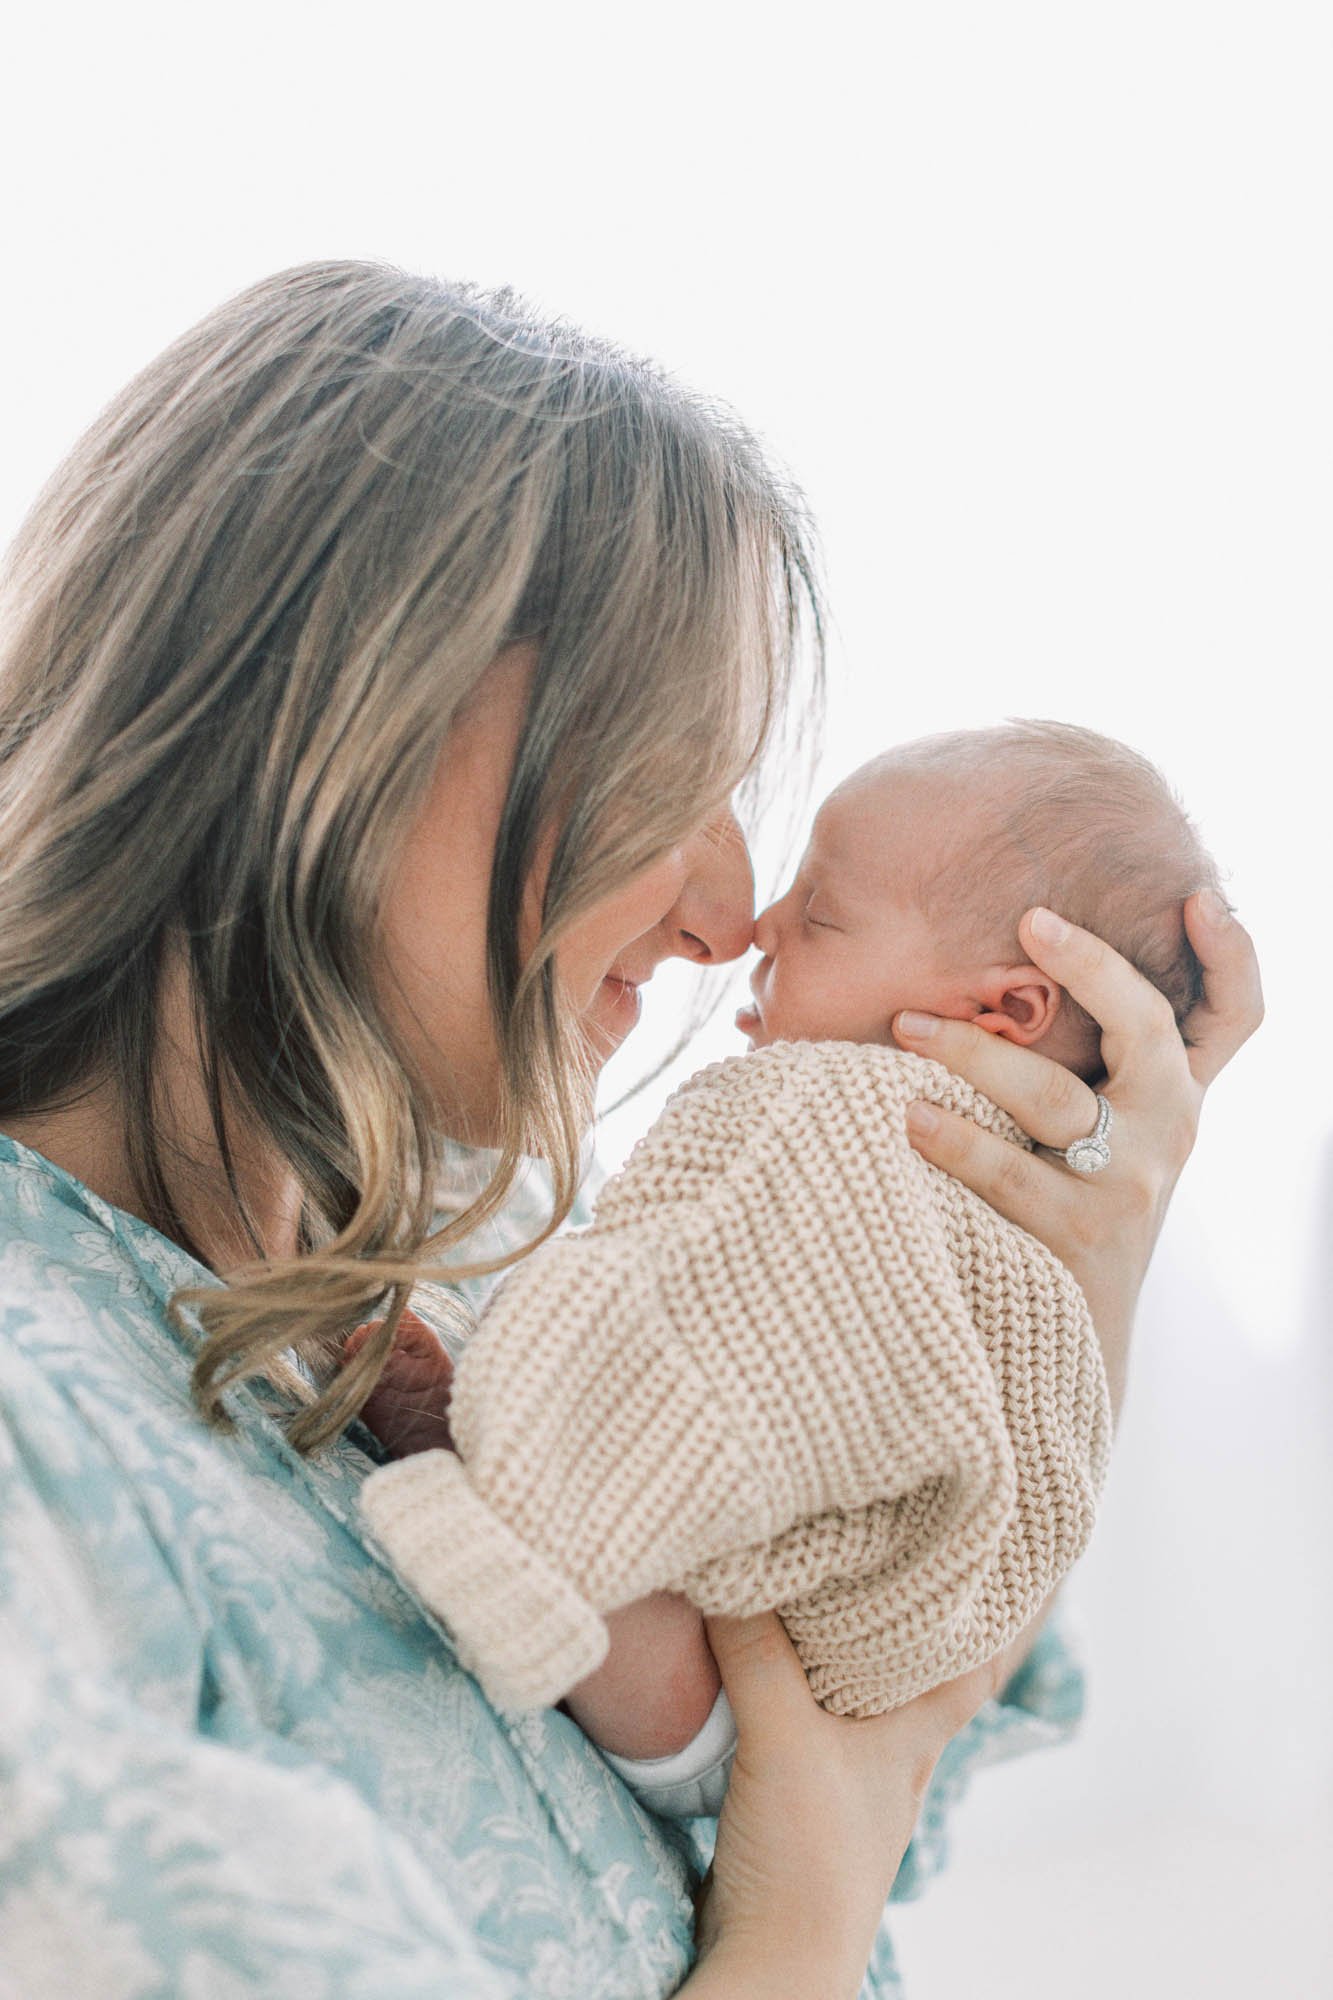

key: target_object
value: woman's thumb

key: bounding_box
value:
[703,1609,815,1740]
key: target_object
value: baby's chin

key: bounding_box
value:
[733,1002,809,1050]
[733,1002,770,1048]
[734,1002,899,1053]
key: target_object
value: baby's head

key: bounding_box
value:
[738,721,1223,1082]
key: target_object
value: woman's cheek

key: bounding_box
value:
[567,859,687,1001]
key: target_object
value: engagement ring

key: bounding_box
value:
[1062,1094,1114,1175]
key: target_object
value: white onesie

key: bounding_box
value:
[599,1685,737,1819]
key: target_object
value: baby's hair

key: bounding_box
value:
[882,720,1225,1065]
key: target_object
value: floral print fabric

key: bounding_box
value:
[0,1132,1086,1998]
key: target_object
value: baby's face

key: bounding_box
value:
[738,762,978,1049]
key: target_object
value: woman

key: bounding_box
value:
[0,263,1260,1999]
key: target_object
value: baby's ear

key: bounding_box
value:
[971,964,1063,1046]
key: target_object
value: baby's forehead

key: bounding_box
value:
[808,752,1040,920]
[811,755,987,903]
[821,751,985,844]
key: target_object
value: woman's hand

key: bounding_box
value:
[892,891,1264,1418]
[680,1610,1008,2000]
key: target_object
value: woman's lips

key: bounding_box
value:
[599,975,643,1034]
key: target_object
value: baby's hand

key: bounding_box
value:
[345,1310,457,1459]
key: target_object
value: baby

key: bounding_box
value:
[358,720,1220,1816]
[736,719,1212,1077]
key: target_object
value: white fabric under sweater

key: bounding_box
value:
[598,1686,738,1820]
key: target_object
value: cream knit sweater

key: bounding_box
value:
[362,1043,1113,1717]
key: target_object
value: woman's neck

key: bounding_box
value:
[3,1083,147,1221]
[1,954,303,1273]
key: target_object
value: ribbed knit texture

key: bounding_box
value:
[362,1044,1112,1716]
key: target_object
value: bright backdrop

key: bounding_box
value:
[3,6,1329,1994]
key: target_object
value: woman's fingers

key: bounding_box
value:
[703,1610,816,1753]
[893,1014,1103,1150]
[895,901,1262,1245]
[893,904,1257,1401]
[895,910,1189,1134]
[1180,890,1265,1087]
[1014,908,1185,1101]
[904,1102,1083,1243]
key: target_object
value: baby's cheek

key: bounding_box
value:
[780,966,845,1040]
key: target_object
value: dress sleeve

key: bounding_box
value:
[648,1613,1085,1924]
[886,1610,1089,1904]
[0,1377,515,2000]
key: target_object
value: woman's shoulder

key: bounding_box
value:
[0,1134,706,2000]
[0,1131,211,1415]
[0,1127,210,1305]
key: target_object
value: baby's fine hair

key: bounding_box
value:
[886,720,1224,1049]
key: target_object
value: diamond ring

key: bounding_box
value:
[1063,1094,1114,1175]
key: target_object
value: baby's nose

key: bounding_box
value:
[752,900,781,958]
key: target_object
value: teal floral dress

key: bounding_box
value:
[0,1131,1086,1999]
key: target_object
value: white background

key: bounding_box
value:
[4,6,1329,1993]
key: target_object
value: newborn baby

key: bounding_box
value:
[736,719,1212,1077]
[359,720,1220,1816]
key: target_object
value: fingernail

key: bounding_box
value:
[1029,907,1069,946]
[897,1011,940,1040]
[1197,887,1233,928]
[906,1101,939,1138]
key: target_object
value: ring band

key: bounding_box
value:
[1062,1094,1114,1175]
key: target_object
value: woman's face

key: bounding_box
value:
[379,646,756,1142]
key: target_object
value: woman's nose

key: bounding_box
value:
[661,809,755,965]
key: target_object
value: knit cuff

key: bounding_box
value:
[360,1449,609,1711]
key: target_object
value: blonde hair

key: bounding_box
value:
[0,260,822,1449]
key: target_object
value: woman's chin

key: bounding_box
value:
[579,977,644,1064]
[598,976,643,1035]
